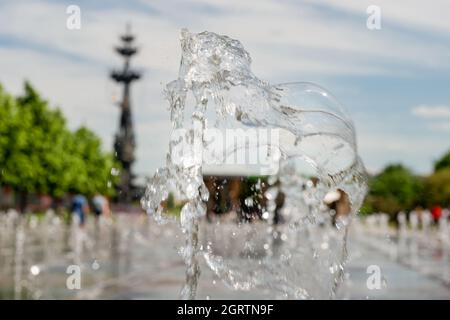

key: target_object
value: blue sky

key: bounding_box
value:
[0,0,449,177]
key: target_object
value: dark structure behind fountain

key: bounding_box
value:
[203,175,285,224]
[111,25,141,203]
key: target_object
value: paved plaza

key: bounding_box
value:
[0,212,449,300]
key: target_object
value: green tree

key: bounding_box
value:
[0,82,40,209]
[434,150,450,172]
[17,82,71,198]
[0,82,119,211]
[67,127,119,197]
[363,164,424,215]
[423,169,450,207]
[0,85,18,185]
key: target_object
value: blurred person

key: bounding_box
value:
[325,189,350,228]
[92,194,111,219]
[415,206,424,220]
[71,194,89,227]
[443,208,449,220]
[431,204,442,223]
[40,194,53,211]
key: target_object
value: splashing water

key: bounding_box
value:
[141,29,367,299]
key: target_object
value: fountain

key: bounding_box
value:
[439,211,450,283]
[421,210,433,237]
[141,30,367,299]
[397,212,408,261]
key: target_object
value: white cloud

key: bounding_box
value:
[303,0,450,35]
[412,105,450,119]
[430,122,450,132]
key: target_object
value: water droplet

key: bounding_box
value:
[92,260,100,270]
[30,265,40,276]
[382,277,388,288]
[111,167,120,176]
[329,263,339,274]
[321,242,329,250]
[313,250,319,259]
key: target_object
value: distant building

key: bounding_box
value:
[202,164,284,223]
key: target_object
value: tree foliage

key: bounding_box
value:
[0,82,119,204]
[434,150,450,172]
[423,169,450,207]
[362,164,424,215]
[424,151,450,207]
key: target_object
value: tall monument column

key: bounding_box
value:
[111,25,141,203]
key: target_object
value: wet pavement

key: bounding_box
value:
[0,212,449,300]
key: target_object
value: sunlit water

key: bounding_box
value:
[140,30,367,299]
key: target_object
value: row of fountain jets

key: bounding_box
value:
[354,210,450,286]
[1,208,449,299]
